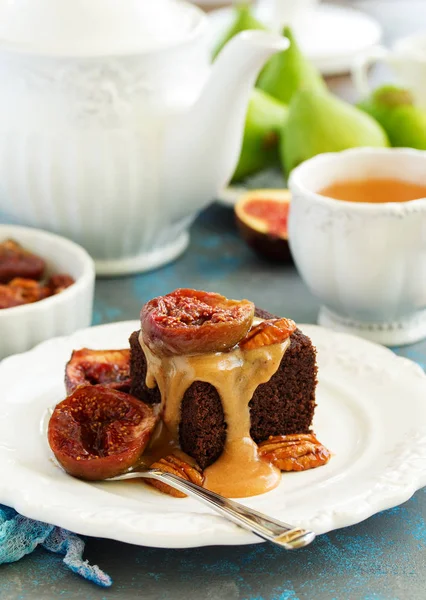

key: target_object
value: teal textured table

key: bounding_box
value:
[1,203,425,600]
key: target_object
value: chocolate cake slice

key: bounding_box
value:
[129,307,317,470]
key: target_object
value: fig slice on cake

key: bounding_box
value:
[48,385,157,480]
[65,348,131,395]
[235,189,291,261]
[141,288,255,355]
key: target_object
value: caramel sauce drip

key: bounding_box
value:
[139,328,289,498]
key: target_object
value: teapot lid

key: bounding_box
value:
[0,0,205,57]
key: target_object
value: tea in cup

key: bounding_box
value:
[353,33,426,108]
[289,147,426,345]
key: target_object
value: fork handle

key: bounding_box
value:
[145,469,315,550]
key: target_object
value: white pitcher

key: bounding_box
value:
[0,0,287,274]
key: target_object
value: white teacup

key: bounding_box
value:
[289,148,426,346]
[353,33,426,108]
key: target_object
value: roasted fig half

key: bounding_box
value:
[65,348,131,395]
[0,239,45,283]
[235,189,292,262]
[48,385,157,480]
[47,274,75,294]
[141,288,255,355]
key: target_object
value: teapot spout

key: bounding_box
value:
[198,30,288,184]
[166,31,288,217]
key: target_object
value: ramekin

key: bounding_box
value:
[0,225,95,360]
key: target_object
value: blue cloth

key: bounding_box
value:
[0,505,112,587]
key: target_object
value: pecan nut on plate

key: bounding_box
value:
[148,454,204,498]
[258,433,331,471]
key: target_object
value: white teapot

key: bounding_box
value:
[0,0,287,274]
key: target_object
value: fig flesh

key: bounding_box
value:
[0,239,45,283]
[65,348,131,395]
[48,385,157,480]
[235,189,292,261]
[141,288,255,355]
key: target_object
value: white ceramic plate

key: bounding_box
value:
[0,321,425,549]
[208,3,382,76]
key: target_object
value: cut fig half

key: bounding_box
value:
[65,348,131,395]
[48,385,157,480]
[235,189,292,262]
[141,288,255,356]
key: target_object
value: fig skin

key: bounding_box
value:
[48,386,157,481]
[141,288,255,356]
[65,348,131,395]
[0,239,45,284]
[235,190,292,262]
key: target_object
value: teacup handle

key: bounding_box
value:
[352,45,390,99]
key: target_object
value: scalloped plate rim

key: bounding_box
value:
[0,320,425,549]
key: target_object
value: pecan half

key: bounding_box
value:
[148,454,204,498]
[258,433,331,471]
[239,318,296,350]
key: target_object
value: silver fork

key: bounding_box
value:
[105,467,316,550]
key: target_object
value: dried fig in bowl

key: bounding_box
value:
[48,386,157,480]
[0,239,45,283]
[141,288,255,355]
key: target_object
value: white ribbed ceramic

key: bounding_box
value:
[0,0,288,275]
[289,148,426,346]
[0,225,95,360]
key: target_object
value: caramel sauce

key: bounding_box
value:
[319,178,426,204]
[139,330,289,498]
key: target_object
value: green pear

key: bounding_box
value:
[257,26,326,104]
[233,89,288,182]
[281,89,389,173]
[212,3,266,60]
[358,85,426,149]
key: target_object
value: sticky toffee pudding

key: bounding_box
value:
[48,289,330,498]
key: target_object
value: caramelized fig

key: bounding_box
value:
[235,189,292,262]
[0,239,45,283]
[47,274,75,294]
[141,288,255,355]
[48,386,157,480]
[65,348,131,395]
[240,318,297,350]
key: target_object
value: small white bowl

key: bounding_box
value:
[0,225,95,360]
